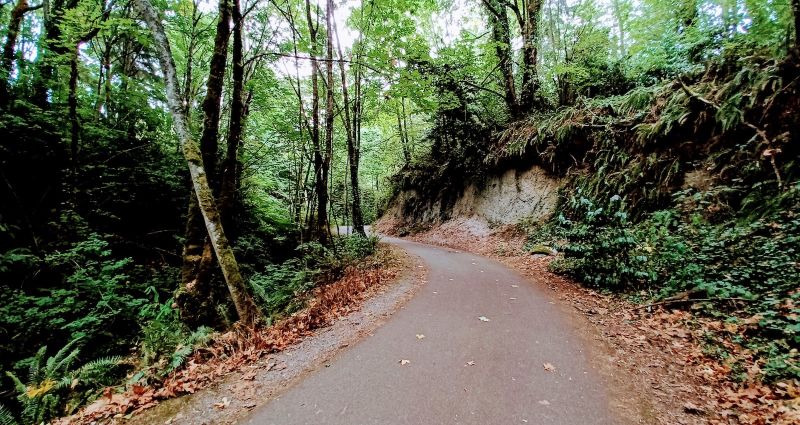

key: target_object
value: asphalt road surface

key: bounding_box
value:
[242,236,616,425]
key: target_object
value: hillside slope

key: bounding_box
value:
[378,54,800,422]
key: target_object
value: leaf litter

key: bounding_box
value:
[404,223,800,424]
[58,247,402,424]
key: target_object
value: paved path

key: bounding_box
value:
[243,237,616,424]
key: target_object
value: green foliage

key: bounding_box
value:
[4,339,120,425]
[250,258,318,318]
[547,193,653,288]
[530,184,800,380]
[249,235,379,319]
[1,234,146,358]
[164,327,213,374]
[0,404,17,425]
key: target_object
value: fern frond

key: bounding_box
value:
[49,348,81,379]
[5,372,25,394]
[0,404,17,425]
[76,356,121,376]
[28,345,47,384]
[48,338,83,376]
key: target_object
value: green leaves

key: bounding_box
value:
[4,338,121,425]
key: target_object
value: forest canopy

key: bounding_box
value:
[1,0,799,422]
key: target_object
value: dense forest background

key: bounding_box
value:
[1,0,798,422]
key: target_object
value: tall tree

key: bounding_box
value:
[33,0,79,108]
[0,0,42,106]
[331,0,365,235]
[304,0,328,242]
[520,0,544,110]
[132,0,260,326]
[482,0,518,117]
[793,0,800,49]
[323,0,334,236]
[176,0,232,326]
[218,0,246,230]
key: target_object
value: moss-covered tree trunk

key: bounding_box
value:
[520,0,543,111]
[483,0,518,117]
[323,0,336,237]
[177,0,232,327]
[0,0,41,106]
[33,0,79,109]
[218,0,247,228]
[793,0,800,49]
[132,0,260,327]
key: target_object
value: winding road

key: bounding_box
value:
[242,236,617,424]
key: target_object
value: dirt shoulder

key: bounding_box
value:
[400,219,799,425]
[60,245,426,425]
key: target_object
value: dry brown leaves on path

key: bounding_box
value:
[56,247,400,424]
[403,221,799,425]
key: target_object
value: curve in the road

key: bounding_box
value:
[243,237,617,425]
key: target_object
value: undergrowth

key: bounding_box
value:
[492,54,800,383]
[527,183,800,382]
[391,53,800,383]
[249,235,380,321]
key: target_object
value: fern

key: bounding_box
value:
[0,404,17,425]
[5,340,121,425]
[165,327,212,375]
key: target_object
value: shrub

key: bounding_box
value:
[4,339,120,425]
[548,193,654,288]
[531,185,800,380]
[249,235,380,320]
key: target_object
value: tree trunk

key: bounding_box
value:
[793,0,800,49]
[397,104,410,165]
[520,0,543,111]
[305,0,328,242]
[33,0,79,108]
[132,0,260,327]
[323,0,334,237]
[610,0,626,58]
[177,0,233,327]
[331,0,364,235]
[219,0,245,229]
[68,47,80,185]
[0,0,39,106]
[483,0,518,117]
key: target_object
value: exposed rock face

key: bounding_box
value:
[377,165,562,235]
[452,166,561,225]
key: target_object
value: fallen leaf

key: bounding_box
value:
[683,402,704,414]
[213,397,230,410]
[543,363,556,372]
[132,384,146,396]
[416,334,425,339]
[399,359,411,365]
[478,316,491,322]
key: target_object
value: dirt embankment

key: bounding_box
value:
[378,164,562,236]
